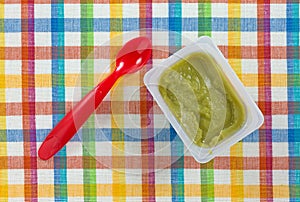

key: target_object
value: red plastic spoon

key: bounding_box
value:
[38,37,152,160]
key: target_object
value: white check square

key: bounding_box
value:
[8,198,25,202]
[182,3,198,18]
[154,142,171,157]
[65,86,77,102]
[68,197,84,202]
[35,33,51,47]
[152,59,165,66]
[126,169,142,184]
[243,170,260,185]
[65,59,81,74]
[94,59,111,74]
[94,32,110,46]
[35,87,52,102]
[123,86,140,101]
[95,142,112,156]
[6,116,22,130]
[7,142,24,156]
[64,4,81,18]
[271,87,287,101]
[272,170,289,185]
[216,197,232,202]
[5,88,22,103]
[5,33,21,47]
[155,169,171,184]
[35,60,52,74]
[271,60,287,74]
[5,60,21,75]
[244,199,262,202]
[241,4,257,18]
[214,169,230,184]
[34,4,51,18]
[270,4,286,18]
[272,115,288,129]
[273,199,290,202]
[211,32,228,46]
[8,170,24,184]
[67,169,83,184]
[243,142,259,157]
[217,147,230,157]
[156,197,172,202]
[35,115,53,129]
[66,142,82,156]
[65,32,81,46]
[38,169,54,184]
[272,142,288,157]
[123,114,141,129]
[95,114,111,128]
[152,3,168,18]
[5,4,21,19]
[96,169,112,184]
[186,198,207,202]
[127,197,142,201]
[241,32,257,46]
[152,31,169,46]
[242,59,258,74]
[97,197,113,201]
[184,169,200,184]
[271,32,287,46]
[125,142,141,156]
[93,4,110,18]
[211,3,228,18]
[153,114,169,129]
[182,32,198,46]
[123,4,139,18]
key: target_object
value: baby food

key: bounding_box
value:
[159,52,246,147]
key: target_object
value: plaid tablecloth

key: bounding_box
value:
[1,1,299,201]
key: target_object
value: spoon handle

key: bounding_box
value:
[38,72,119,160]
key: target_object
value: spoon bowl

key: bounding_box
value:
[115,37,152,75]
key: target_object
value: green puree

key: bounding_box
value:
[159,52,246,147]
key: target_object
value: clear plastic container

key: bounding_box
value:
[144,36,264,163]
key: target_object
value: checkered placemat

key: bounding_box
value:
[1,1,299,201]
